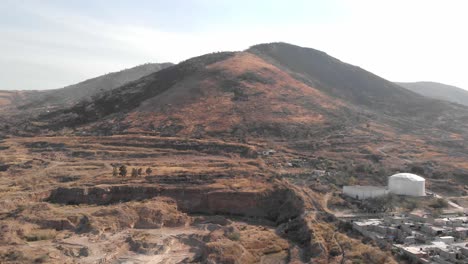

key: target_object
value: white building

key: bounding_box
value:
[388,173,425,196]
[343,185,389,200]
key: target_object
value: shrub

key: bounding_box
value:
[119,165,127,177]
[328,246,341,257]
[238,71,274,84]
[406,200,419,211]
[34,255,49,263]
[362,194,398,212]
[411,165,425,175]
[4,250,25,261]
[355,164,367,173]
[432,208,443,218]
[430,198,448,209]
[24,229,56,241]
[145,167,153,176]
[226,231,241,241]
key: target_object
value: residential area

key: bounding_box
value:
[338,173,468,263]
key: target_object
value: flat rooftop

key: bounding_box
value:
[344,185,387,190]
[354,219,382,226]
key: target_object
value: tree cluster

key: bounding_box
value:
[112,165,153,177]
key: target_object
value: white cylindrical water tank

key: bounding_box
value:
[388,173,425,196]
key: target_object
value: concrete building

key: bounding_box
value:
[347,211,468,263]
[344,209,468,264]
[388,173,425,196]
[453,227,468,239]
[410,211,434,223]
[396,245,430,263]
[437,236,455,244]
[343,185,389,200]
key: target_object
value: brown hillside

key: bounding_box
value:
[2,42,468,263]
[120,52,349,138]
[7,43,467,188]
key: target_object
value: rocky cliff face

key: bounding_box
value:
[47,182,305,224]
[44,181,334,262]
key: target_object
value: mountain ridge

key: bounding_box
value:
[398,81,468,107]
[19,43,468,140]
[17,62,174,109]
[2,43,468,189]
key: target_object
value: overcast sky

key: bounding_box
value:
[1,0,467,90]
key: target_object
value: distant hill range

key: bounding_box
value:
[47,62,173,105]
[397,82,468,107]
[2,43,468,155]
[23,42,468,141]
[0,63,173,111]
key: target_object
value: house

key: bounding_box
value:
[353,219,382,233]
[452,227,468,239]
[396,245,430,264]
[421,224,448,236]
[436,236,455,244]
[404,236,416,244]
[384,215,406,225]
[410,211,434,223]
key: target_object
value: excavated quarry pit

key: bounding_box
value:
[43,181,323,262]
[47,183,305,224]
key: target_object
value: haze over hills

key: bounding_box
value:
[398,81,468,107]
[0,62,173,137]
[42,62,174,106]
[0,62,173,111]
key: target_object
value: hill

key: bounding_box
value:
[2,42,468,263]
[398,81,468,107]
[33,43,468,138]
[2,42,468,188]
[16,62,174,109]
[0,62,172,136]
[16,43,466,183]
[247,44,468,130]
[36,51,351,138]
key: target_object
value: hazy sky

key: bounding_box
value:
[1,0,468,90]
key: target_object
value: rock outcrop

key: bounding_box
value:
[48,182,305,224]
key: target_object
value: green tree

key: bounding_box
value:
[146,167,153,176]
[137,168,143,177]
[119,165,127,177]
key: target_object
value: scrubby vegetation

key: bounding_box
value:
[429,198,449,209]
[23,229,56,242]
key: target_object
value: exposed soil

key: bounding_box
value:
[0,135,395,263]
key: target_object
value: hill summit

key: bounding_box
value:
[30,43,468,140]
